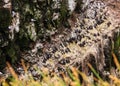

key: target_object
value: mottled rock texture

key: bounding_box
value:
[19,0,120,76]
[0,0,120,78]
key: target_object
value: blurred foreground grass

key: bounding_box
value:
[0,51,120,86]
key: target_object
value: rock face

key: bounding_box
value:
[0,0,120,78]
[19,0,120,76]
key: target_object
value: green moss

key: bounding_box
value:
[59,0,70,27]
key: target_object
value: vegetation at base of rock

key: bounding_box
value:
[1,52,120,86]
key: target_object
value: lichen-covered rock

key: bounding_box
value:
[1,0,120,79]
[19,0,120,76]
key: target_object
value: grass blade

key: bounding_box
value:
[112,52,120,70]
[87,63,102,81]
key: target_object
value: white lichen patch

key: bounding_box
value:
[68,0,76,13]
[9,12,20,40]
